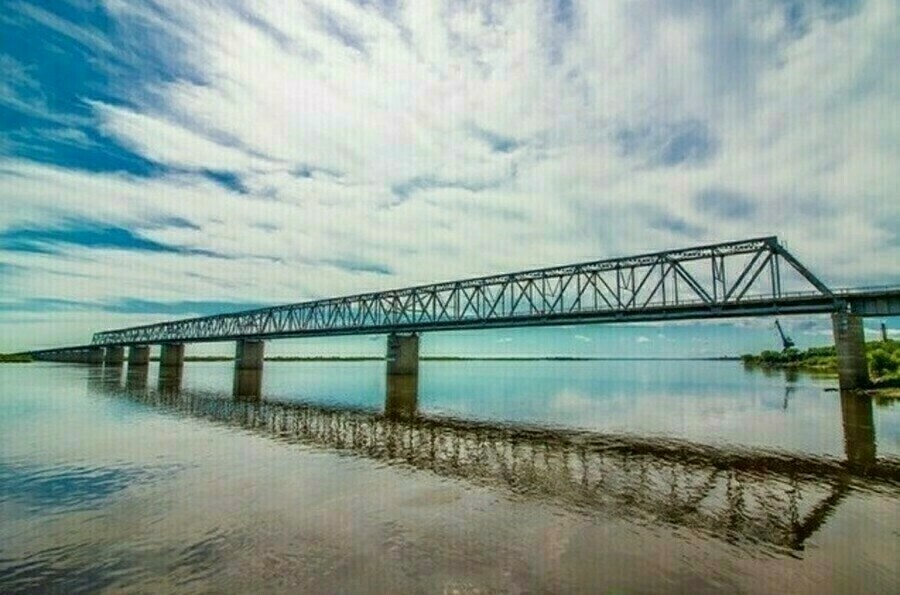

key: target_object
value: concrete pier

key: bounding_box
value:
[840,391,876,467]
[387,333,419,376]
[85,348,103,365]
[101,346,125,385]
[104,346,125,367]
[128,345,150,367]
[126,346,150,389]
[386,334,419,419]
[831,312,870,390]
[158,343,185,392]
[233,339,264,398]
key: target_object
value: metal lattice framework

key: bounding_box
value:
[91,236,844,346]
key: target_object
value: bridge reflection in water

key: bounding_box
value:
[90,369,897,553]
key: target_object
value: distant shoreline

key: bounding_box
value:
[168,355,743,362]
[741,340,900,397]
[1,354,742,363]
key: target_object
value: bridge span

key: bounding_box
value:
[25,236,900,392]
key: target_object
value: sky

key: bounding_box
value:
[0,0,898,356]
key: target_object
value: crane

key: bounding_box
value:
[774,320,795,351]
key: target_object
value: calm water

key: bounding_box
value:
[1,360,898,593]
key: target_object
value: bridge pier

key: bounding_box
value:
[84,348,103,365]
[831,312,870,390]
[386,333,418,419]
[387,333,419,375]
[104,346,125,367]
[158,343,184,392]
[126,346,150,389]
[233,339,264,399]
[101,346,124,385]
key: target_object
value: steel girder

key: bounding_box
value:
[91,236,838,346]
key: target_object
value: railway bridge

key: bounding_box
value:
[26,236,900,394]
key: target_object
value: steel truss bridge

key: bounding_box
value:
[96,381,900,552]
[84,236,900,348]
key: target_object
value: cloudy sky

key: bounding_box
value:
[0,0,897,354]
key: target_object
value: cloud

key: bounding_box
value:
[615,119,718,167]
[636,336,651,343]
[0,0,898,350]
[0,219,220,256]
[693,188,756,219]
[573,334,591,342]
[0,54,57,122]
[322,258,393,276]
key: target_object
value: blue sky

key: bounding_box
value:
[0,0,897,354]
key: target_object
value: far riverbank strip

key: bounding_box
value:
[741,339,900,397]
[161,355,743,363]
[1,354,740,363]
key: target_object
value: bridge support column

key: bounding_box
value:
[101,346,124,385]
[84,348,103,365]
[831,312,870,390]
[104,346,125,367]
[386,333,418,419]
[233,339,264,399]
[158,343,184,393]
[126,346,150,389]
[387,333,419,375]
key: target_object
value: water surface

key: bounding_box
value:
[1,360,898,593]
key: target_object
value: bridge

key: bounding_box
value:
[90,370,899,552]
[25,236,900,394]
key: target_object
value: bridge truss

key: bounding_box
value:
[91,236,837,346]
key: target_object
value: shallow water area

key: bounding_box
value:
[1,360,898,593]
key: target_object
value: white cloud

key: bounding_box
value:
[0,0,898,349]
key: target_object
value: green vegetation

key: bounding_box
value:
[158,355,738,363]
[267,356,381,362]
[0,353,32,363]
[741,339,900,385]
[150,355,233,362]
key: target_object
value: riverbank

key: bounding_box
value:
[0,354,742,363]
[741,339,900,396]
[132,354,743,362]
[0,353,31,363]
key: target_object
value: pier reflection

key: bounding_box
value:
[841,391,876,467]
[385,373,418,420]
[232,368,262,400]
[125,363,148,390]
[100,363,122,386]
[91,373,898,553]
[157,366,182,394]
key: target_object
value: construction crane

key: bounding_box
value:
[774,320,795,351]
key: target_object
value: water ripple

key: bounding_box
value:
[0,460,182,514]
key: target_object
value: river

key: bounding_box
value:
[1,360,898,593]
